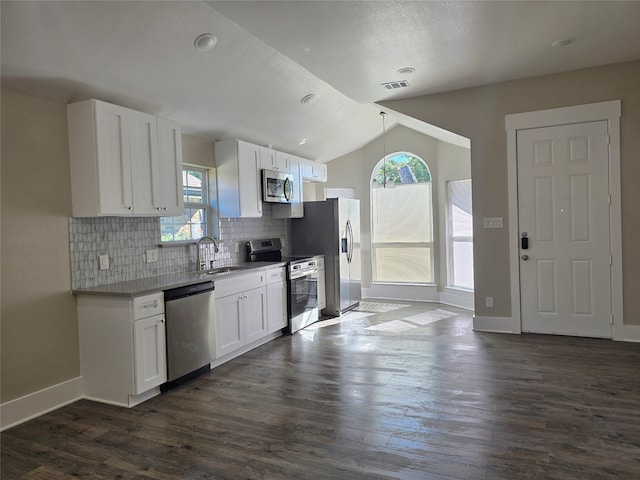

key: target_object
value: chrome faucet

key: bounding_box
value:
[196,236,219,271]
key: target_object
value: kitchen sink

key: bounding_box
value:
[202,266,247,275]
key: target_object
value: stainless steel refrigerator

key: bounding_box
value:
[291,198,361,316]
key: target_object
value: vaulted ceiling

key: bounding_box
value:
[2,1,639,161]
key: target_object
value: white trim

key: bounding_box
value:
[612,324,640,343]
[473,316,520,334]
[440,288,475,310]
[0,376,83,431]
[363,284,474,310]
[505,100,623,337]
[363,284,440,303]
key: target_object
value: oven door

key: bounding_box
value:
[288,268,319,333]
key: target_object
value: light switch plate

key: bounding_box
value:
[99,254,109,270]
[146,249,158,263]
[483,217,503,228]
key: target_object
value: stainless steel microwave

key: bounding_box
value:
[262,169,294,203]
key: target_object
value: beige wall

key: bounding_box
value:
[1,89,79,402]
[382,60,640,324]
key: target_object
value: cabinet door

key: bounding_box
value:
[259,146,276,170]
[129,110,159,215]
[275,151,290,172]
[215,294,244,357]
[156,118,184,215]
[290,158,303,218]
[272,157,304,219]
[95,103,134,215]
[238,141,263,217]
[267,282,288,333]
[244,287,267,344]
[314,163,328,182]
[133,314,167,394]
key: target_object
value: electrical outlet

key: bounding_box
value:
[235,242,240,253]
[146,249,158,263]
[485,296,494,308]
[99,254,109,270]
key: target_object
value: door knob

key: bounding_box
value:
[521,254,529,260]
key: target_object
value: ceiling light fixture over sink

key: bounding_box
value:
[552,37,576,48]
[194,33,217,51]
[300,93,316,104]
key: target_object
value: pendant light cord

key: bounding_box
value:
[380,111,387,188]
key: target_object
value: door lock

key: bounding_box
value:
[521,254,529,261]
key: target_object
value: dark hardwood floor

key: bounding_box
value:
[3,301,640,479]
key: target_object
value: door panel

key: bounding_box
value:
[518,121,611,337]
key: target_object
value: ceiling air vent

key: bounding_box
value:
[381,80,410,90]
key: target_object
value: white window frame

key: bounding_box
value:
[446,179,474,291]
[160,166,209,244]
[370,152,434,285]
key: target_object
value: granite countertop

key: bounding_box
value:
[72,261,286,297]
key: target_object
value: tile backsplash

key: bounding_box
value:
[70,210,289,289]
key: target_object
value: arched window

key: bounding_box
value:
[370,153,434,284]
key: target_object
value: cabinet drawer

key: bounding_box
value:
[266,267,286,285]
[215,271,265,298]
[133,292,164,319]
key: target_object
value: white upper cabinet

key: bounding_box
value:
[216,139,263,218]
[67,99,183,217]
[155,118,184,216]
[260,146,289,172]
[301,159,328,182]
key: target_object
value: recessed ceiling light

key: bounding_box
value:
[552,37,576,48]
[299,138,307,145]
[397,67,415,75]
[300,94,316,104]
[194,33,217,51]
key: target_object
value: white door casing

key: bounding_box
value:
[517,121,611,337]
[502,100,626,339]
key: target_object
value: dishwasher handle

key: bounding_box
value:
[164,281,214,301]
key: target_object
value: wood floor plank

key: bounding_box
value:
[3,301,640,479]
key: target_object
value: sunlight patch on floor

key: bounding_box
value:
[355,302,410,313]
[366,320,418,332]
[403,309,457,326]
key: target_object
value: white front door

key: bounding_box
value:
[517,121,612,337]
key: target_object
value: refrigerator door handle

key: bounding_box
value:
[346,219,353,263]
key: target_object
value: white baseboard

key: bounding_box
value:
[1,376,83,431]
[363,284,440,302]
[613,323,640,342]
[473,315,521,334]
[363,284,474,311]
[439,289,475,311]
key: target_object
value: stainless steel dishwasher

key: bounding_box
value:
[163,281,215,390]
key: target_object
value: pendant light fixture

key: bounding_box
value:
[373,111,394,189]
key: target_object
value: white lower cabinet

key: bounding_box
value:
[133,313,167,394]
[77,292,167,407]
[214,271,268,358]
[266,266,288,333]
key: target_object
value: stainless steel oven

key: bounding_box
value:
[246,238,322,334]
[288,258,319,334]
